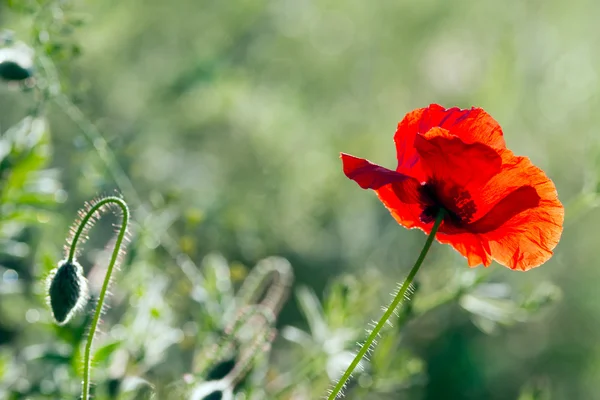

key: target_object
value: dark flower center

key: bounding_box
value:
[419,180,477,227]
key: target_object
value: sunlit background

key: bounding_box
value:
[1,0,600,399]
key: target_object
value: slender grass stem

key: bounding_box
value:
[67,196,129,400]
[327,209,445,399]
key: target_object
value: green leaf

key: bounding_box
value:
[92,340,123,365]
[295,286,328,342]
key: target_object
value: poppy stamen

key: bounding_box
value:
[419,181,476,228]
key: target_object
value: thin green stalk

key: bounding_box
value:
[68,196,129,400]
[327,209,445,400]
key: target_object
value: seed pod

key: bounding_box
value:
[47,259,89,325]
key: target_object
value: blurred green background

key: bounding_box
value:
[1,0,600,399]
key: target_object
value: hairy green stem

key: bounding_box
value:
[68,196,129,400]
[328,209,445,399]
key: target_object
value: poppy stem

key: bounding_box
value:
[68,197,129,400]
[327,209,445,400]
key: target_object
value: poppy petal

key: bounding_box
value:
[414,127,503,189]
[473,151,564,271]
[341,153,417,191]
[436,232,493,267]
[394,104,506,175]
[341,153,427,230]
[412,129,563,270]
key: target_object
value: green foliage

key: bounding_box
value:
[0,0,596,399]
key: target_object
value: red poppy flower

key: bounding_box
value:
[342,104,564,271]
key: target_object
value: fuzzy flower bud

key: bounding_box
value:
[0,42,34,82]
[47,259,89,325]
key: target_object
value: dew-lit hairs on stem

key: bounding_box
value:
[191,305,277,400]
[191,257,294,398]
[64,195,130,400]
[226,321,277,388]
[235,256,294,317]
[327,209,445,400]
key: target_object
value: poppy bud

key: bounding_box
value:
[0,43,34,82]
[47,259,89,325]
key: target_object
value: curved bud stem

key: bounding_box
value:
[327,209,445,399]
[235,256,294,317]
[66,196,130,400]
